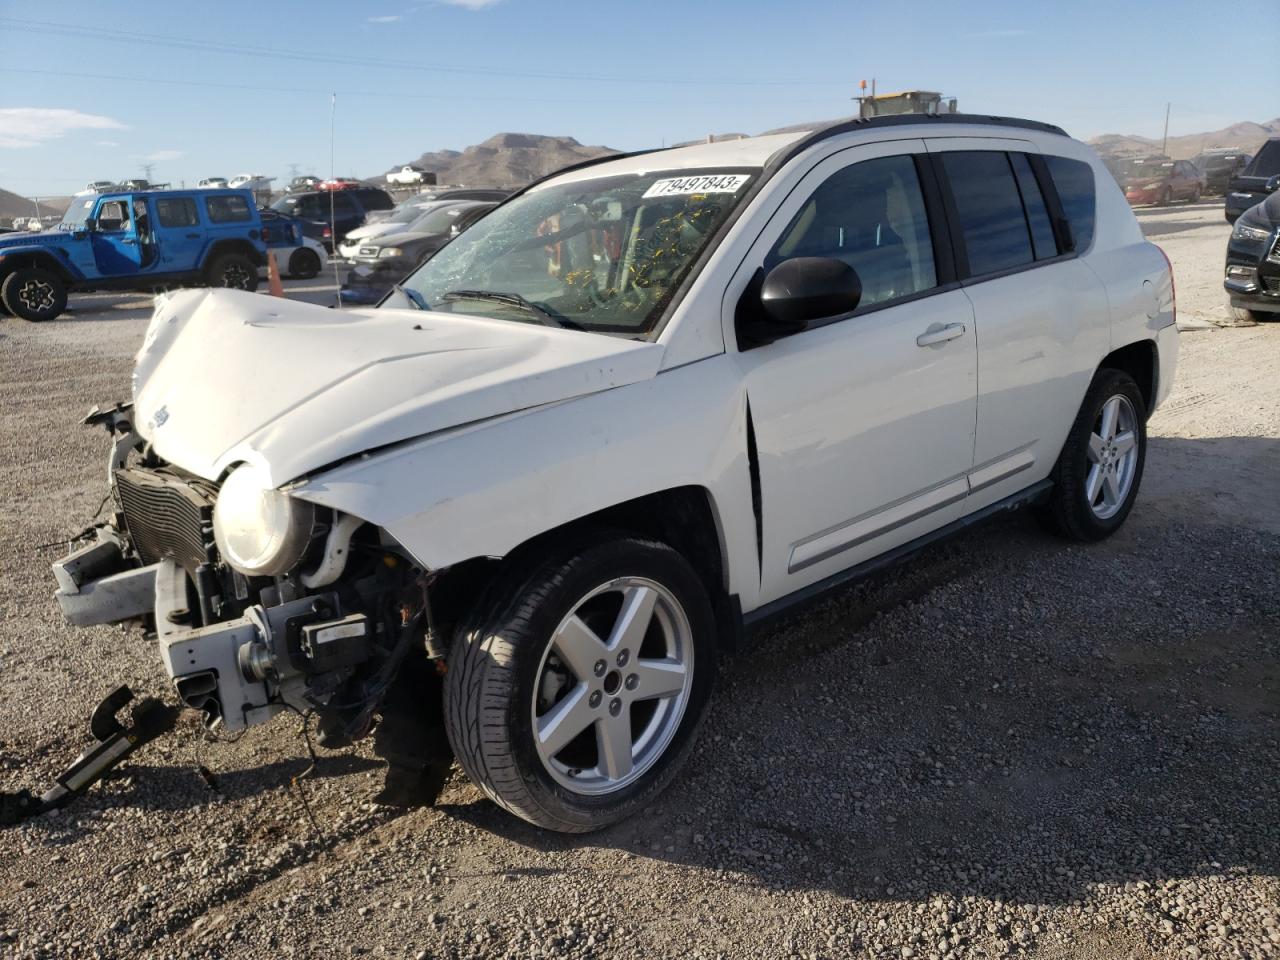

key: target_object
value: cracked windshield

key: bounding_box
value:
[401,169,757,335]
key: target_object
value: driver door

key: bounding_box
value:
[730,141,978,604]
[90,196,145,274]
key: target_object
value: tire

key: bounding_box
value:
[205,252,259,291]
[1158,188,1172,206]
[1,267,67,322]
[1190,186,1202,203]
[1037,368,1147,541]
[1229,304,1261,325]
[288,247,322,280]
[445,534,717,833]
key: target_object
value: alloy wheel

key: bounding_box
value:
[18,279,55,312]
[1085,394,1139,520]
[531,577,694,796]
[222,264,251,288]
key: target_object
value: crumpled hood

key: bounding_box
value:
[132,289,664,486]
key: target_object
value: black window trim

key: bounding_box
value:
[929,149,1082,289]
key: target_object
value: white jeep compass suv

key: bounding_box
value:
[50,115,1176,832]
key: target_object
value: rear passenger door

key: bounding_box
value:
[149,196,204,272]
[926,140,1110,506]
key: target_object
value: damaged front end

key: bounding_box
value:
[50,400,452,806]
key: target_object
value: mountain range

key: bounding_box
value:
[1086,118,1280,160]
[381,132,619,188]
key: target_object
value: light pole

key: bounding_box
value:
[1161,103,1170,157]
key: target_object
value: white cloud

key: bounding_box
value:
[139,149,183,162]
[0,108,126,149]
[437,0,502,9]
[368,14,401,21]
[96,140,121,148]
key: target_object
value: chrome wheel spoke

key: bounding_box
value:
[1085,464,1104,503]
[536,684,593,756]
[596,712,634,780]
[552,615,609,682]
[1087,432,1106,464]
[1102,470,1122,507]
[630,658,686,701]
[607,584,657,653]
[1099,397,1121,441]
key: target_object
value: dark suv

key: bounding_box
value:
[1193,150,1251,196]
[1225,138,1280,223]
[269,187,394,249]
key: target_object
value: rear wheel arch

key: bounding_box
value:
[1098,339,1156,417]
[202,238,264,269]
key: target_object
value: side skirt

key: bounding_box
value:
[741,479,1053,637]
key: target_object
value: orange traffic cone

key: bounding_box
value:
[267,251,285,298]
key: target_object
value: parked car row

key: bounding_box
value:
[1223,140,1280,323]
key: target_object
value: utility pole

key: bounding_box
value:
[1161,102,1170,157]
[287,163,301,180]
[141,162,156,182]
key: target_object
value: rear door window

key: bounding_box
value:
[156,197,199,228]
[205,195,252,223]
[1042,155,1096,252]
[939,151,1034,277]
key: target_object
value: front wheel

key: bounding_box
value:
[1,267,67,321]
[445,535,717,833]
[205,252,259,291]
[1037,368,1147,541]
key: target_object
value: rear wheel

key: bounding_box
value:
[1037,369,1147,541]
[1190,186,1202,203]
[1,267,67,321]
[288,247,322,279]
[445,535,717,833]
[205,252,259,291]
[1158,187,1173,206]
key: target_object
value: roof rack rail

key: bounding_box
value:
[810,112,1068,139]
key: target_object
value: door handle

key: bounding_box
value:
[916,323,966,347]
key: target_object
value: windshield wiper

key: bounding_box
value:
[392,284,429,310]
[439,289,583,330]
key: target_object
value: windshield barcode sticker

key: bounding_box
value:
[642,174,751,198]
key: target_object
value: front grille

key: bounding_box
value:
[1268,234,1280,265]
[358,247,377,257]
[114,467,218,571]
[1263,277,1280,297]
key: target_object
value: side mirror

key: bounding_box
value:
[84,218,99,232]
[1266,175,1280,193]
[761,255,861,328]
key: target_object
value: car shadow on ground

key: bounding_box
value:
[442,437,1280,906]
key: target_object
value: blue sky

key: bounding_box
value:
[1,0,1275,198]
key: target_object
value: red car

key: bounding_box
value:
[1123,158,1205,206]
[317,177,363,192]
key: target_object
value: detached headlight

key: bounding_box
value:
[213,464,315,576]
[1231,220,1272,243]
[378,247,403,258]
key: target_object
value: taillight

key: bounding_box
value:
[322,226,332,239]
[1155,244,1176,326]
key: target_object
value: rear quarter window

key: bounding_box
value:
[1043,156,1096,253]
[156,197,199,228]
[205,195,253,224]
[356,189,393,211]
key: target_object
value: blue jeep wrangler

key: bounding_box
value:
[0,188,267,321]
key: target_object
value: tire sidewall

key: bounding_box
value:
[208,253,259,291]
[1059,371,1148,538]
[455,536,717,829]
[1,268,66,322]
[289,248,321,279]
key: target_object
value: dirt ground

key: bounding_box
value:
[0,202,1276,960]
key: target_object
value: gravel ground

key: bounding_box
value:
[1,206,1277,960]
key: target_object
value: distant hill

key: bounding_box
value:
[0,187,69,224]
[1088,118,1280,160]
[378,133,620,188]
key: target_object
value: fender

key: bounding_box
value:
[0,244,85,283]
[287,354,765,609]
